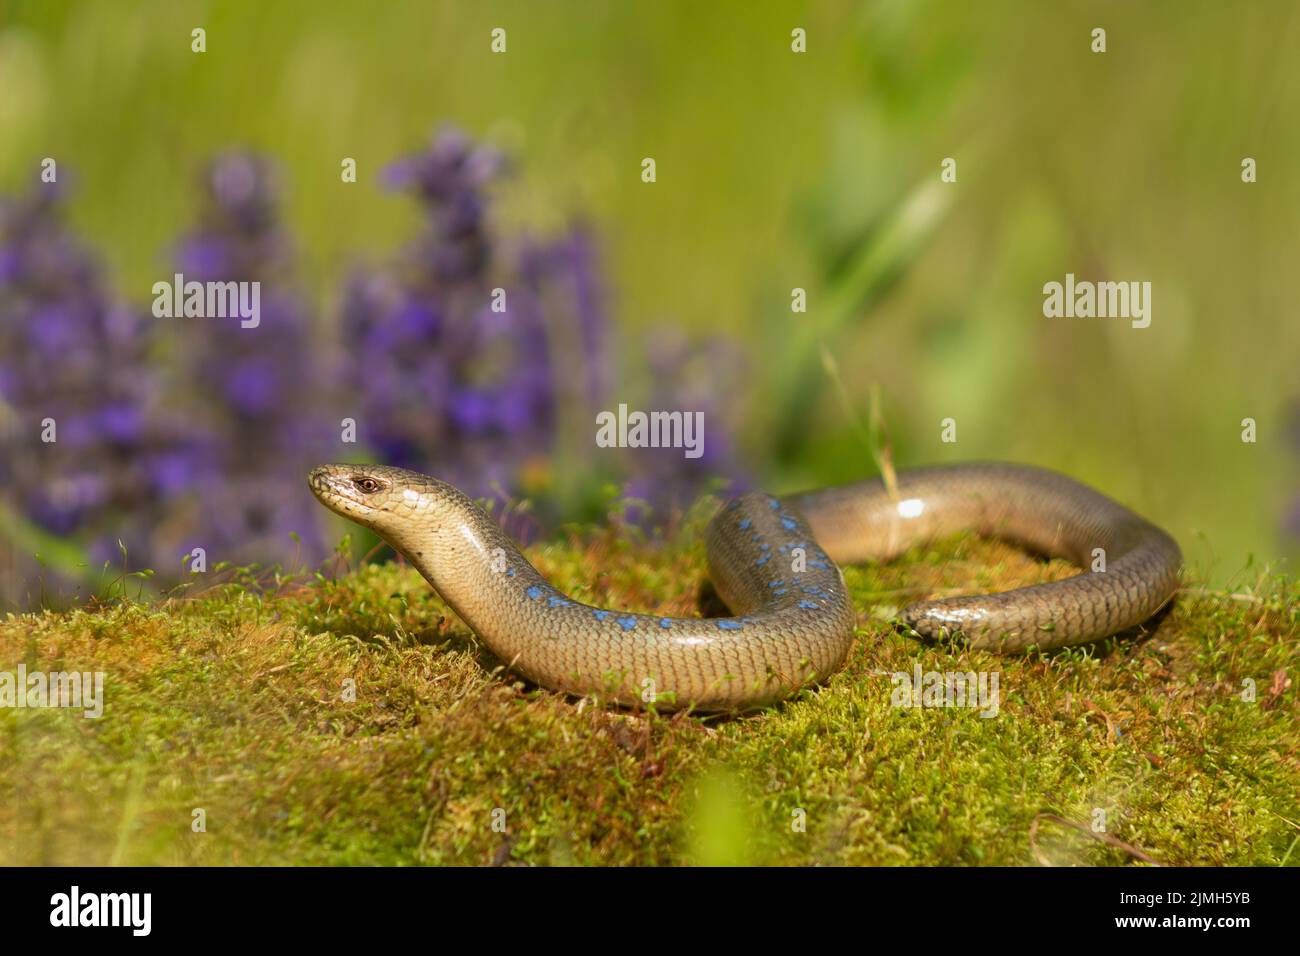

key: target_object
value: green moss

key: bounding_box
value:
[1,527,1296,866]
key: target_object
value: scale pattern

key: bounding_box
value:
[309,461,1182,711]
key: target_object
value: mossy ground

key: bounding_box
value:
[1,514,1296,866]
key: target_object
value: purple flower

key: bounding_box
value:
[1284,400,1300,540]
[0,245,19,282]
[616,329,749,527]
[0,179,183,604]
[338,128,611,520]
[163,152,332,567]
[1284,499,1300,539]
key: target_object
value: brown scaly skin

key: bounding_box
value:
[309,461,1182,712]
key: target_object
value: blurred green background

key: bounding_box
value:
[1,0,1296,584]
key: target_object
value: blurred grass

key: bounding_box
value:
[1,0,1297,583]
[1,520,1295,865]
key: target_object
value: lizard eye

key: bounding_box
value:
[353,476,381,494]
